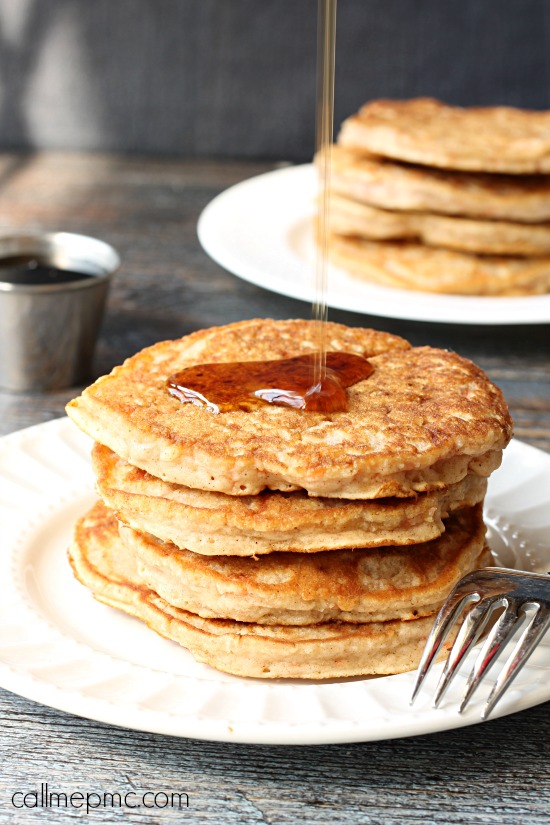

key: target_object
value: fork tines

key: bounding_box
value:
[410,567,550,719]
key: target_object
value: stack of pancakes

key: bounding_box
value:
[324,98,550,295]
[66,319,512,679]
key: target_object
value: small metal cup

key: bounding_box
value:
[0,232,120,392]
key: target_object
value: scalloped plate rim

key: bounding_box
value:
[0,418,549,745]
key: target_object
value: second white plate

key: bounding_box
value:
[198,165,550,325]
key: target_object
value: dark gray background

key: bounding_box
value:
[0,0,549,161]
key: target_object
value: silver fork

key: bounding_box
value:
[410,567,550,719]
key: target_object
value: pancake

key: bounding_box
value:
[115,501,490,625]
[329,234,550,296]
[328,145,550,223]
[68,502,489,678]
[338,98,550,173]
[328,191,550,256]
[94,443,488,555]
[66,319,512,499]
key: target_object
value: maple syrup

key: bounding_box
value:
[0,255,94,286]
[312,0,337,385]
[169,1,356,414]
[167,352,373,414]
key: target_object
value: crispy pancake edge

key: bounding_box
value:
[67,319,512,497]
[68,501,481,678]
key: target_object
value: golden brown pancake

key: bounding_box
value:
[116,501,489,625]
[338,98,550,173]
[329,234,550,296]
[328,145,550,223]
[328,191,550,256]
[94,443,488,555]
[68,502,492,678]
[66,319,512,499]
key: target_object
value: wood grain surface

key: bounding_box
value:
[0,152,549,824]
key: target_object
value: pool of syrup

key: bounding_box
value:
[0,255,94,286]
[168,1,343,416]
[168,351,373,414]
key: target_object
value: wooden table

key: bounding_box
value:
[0,152,549,825]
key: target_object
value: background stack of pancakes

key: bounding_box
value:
[325,98,550,295]
[66,319,512,679]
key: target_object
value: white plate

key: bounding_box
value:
[197,165,550,325]
[1,418,550,745]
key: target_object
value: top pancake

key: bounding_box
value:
[338,98,550,174]
[66,319,512,498]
